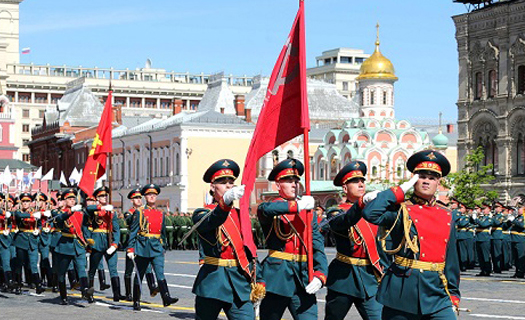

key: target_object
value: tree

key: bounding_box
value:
[443,146,498,207]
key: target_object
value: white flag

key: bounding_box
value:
[69,168,79,185]
[33,167,43,180]
[60,171,68,186]
[42,168,54,181]
[2,166,11,185]
[16,169,24,182]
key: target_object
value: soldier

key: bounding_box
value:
[324,161,385,320]
[48,194,61,292]
[472,201,493,276]
[258,158,328,320]
[362,150,460,319]
[0,194,14,292]
[54,188,94,305]
[491,200,505,274]
[34,193,53,288]
[86,186,123,301]
[122,187,158,301]
[506,204,525,278]
[126,184,178,311]
[192,159,264,320]
[455,201,471,271]
[466,206,477,270]
[13,192,46,294]
[501,205,513,271]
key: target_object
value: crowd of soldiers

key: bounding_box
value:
[0,149,524,320]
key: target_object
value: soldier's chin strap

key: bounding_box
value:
[379,202,419,255]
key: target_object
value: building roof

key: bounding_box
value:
[55,85,104,127]
[197,72,236,115]
[245,76,359,122]
[0,159,37,170]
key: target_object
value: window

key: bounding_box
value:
[383,91,387,105]
[39,110,45,118]
[22,154,30,162]
[355,57,365,64]
[340,56,352,63]
[23,139,29,144]
[324,58,331,65]
[518,66,525,95]
[370,90,375,105]
[342,82,349,91]
[488,69,497,98]
[372,166,378,177]
[475,72,483,100]
[23,109,29,118]
[22,124,29,132]
[517,134,525,175]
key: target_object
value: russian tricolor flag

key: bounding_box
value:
[21,47,30,54]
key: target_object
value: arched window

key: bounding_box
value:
[175,153,180,175]
[372,166,378,177]
[382,91,387,105]
[517,134,525,175]
[518,66,525,95]
[475,72,483,100]
[370,90,375,105]
[487,69,497,98]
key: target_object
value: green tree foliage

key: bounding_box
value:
[443,146,498,207]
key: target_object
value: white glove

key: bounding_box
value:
[43,210,51,218]
[106,246,117,255]
[5,211,11,219]
[363,190,380,205]
[471,213,477,220]
[297,195,315,211]
[508,215,516,222]
[400,174,419,194]
[488,213,493,218]
[222,185,245,205]
[305,277,323,295]
[102,205,114,211]
[43,227,50,233]
[127,252,135,260]
[33,211,41,220]
[32,229,39,236]
[3,230,9,236]
[71,205,82,212]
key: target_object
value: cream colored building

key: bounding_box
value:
[0,0,252,162]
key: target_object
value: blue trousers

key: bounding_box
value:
[56,251,87,282]
[491,239,503,273]
[260,291,317,320]
[15,247,39,274]
[135,255,165,281]
[382,306,456,320]
[324,289,382,320]
[0,245,11,272]
[88,249,119,279]
[195,295,254,320]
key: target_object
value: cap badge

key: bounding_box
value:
[222,160,230,167]
[427,152,437,160]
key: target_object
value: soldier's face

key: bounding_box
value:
[97,195,108,205]
[66,197,76,207]
[450,202,458,209]
[413,172,440,200]
[21,200,30,210]
[459,206,466,214]
[145,193,157,205]
[211,178,234,202]
[494,204,503,213]
[59,200,65,208]
[483,206,491,214]
[276,176,299,200]
[343,178,365,201]
[131,197,142,207]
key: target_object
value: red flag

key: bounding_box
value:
[78,91,113,196]
[240,2,309,257]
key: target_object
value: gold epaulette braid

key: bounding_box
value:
[379,202,419,255]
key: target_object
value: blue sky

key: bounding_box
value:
[18,0,468,122]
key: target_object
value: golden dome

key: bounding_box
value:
[356,24,398,81]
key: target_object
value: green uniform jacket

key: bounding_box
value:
[326,202,386,299]
[362,188,460,315]
[492,213,505,240]
[127,205,167,257]
[456,214,471,240]
[86,205,120,251]
[13,209,41,250]
[0,210,12,249]
[257,199,328,298]
[192,203,258,304]
[508,215,525,242]
[54,209,89,256]
[473,215,492,242]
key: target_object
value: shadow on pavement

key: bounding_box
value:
[39,297,88,307]
[168,311,195,319]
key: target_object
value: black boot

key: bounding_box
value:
[98,269,111,291]
[13,272,22,294]
[51,273,59,293]
[88,277,94,292]
[32,273,45,294]
[80,277,94,303]
[146,272,159,297]
[40,266,47,287]
[124,276,132,301]
[158,279,178,307]
[58,281,68,305]
[24,267,34,288]
[67,270,79,290]
[5,271,14,291]
[132,279,141,311]
[110,277,125,302]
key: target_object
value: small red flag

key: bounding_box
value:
[240,2,309,257]
[78,91,113,196]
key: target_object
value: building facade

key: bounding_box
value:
[453,0,525,200]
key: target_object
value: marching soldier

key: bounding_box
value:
[192,159,264,320]
[362,150,461,319]
[491,201,505,274]
[0,195,14,292]
[13,192,46,294]
[324,161,385,320]
[257,158,328,320]
[455,201,471,271]
[122,188,158,302]
[126,184,178,311]
[506,204,525,278]
[54,188,94,305]
[86,186,124,301]
[473,201,493,276]
[501,205,513,271]
[35,193,53,288]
